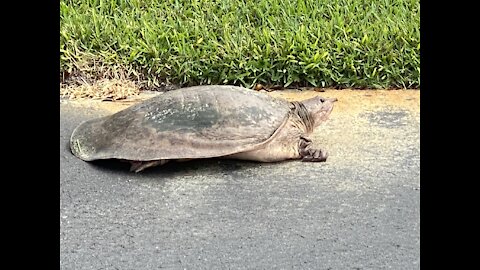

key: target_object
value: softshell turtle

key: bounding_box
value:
[70,85,337,172]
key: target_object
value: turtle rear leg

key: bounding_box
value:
[129,160,169,172]
[298,137,328,162]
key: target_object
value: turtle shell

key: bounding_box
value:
[70,85,291,161]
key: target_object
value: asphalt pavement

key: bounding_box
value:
[60,90,420,269]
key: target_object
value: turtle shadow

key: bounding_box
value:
[89,159,132,172]
[89,158,261,176]
[66,140,271,177]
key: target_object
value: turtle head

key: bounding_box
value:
[301,96,338,128]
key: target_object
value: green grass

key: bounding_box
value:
[60,0,420,89]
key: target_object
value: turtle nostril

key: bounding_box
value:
[319,98,325,102]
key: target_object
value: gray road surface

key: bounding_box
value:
[60,91,420,269]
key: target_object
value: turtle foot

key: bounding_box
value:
[299,137,328,162]
[129,160,168,172]
[301,149,328,162]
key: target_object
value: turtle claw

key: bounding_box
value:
[299,137,328,162]
[301,149,328,162]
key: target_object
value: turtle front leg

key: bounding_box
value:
[298,137,328,162]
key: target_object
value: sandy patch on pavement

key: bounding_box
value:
[61,86,419,116]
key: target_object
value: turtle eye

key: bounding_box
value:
[319,98,325,102]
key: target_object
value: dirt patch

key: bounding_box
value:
[62,88,419,117]
[266,89,419,115]
[60,79,419,115]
